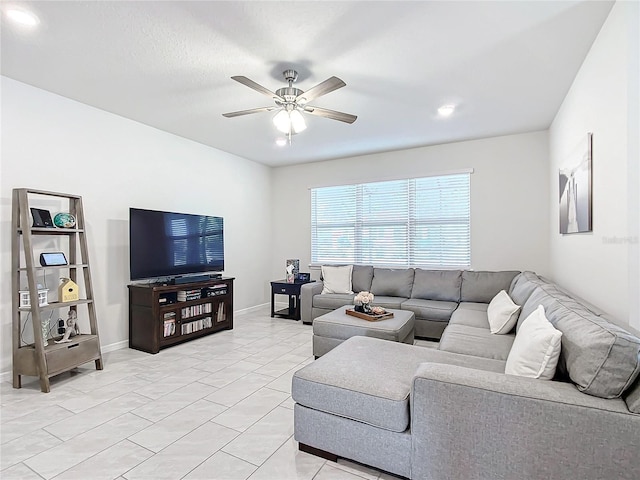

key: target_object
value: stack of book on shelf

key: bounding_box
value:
[178,289,202,302]
[205,284,227,297]
[216,303,226,323]
[163,312,176,337]
[181,303,212,319]
[181,316,212,335]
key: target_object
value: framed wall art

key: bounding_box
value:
[559,132,592,234]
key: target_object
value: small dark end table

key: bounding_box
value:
[271,279,315,320]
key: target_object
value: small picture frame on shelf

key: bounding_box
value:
[286,259,300,277]
[297,272,310,282]
[30,208,54,228]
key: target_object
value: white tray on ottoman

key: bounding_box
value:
[312,305,415,357]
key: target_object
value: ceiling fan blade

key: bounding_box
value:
[231,76,284,102]
[222,106,278,118]
[296,76,346,103]
[304,106,357,124]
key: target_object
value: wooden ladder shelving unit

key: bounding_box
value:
[12,188,103,393]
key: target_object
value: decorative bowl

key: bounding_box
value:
[53,212,76,228]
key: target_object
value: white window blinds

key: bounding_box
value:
[311,173,470,268]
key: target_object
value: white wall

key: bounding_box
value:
[549,1,639,332]
[271,131,550,280]
[0,77,273,375]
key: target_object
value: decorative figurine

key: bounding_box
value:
[55,310,79,343]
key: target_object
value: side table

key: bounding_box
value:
[271,279,315,320]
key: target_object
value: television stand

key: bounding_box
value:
[128,277,234,354]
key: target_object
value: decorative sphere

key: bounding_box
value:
[53,213,76,228]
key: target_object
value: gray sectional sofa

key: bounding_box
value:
[292,271,640,479]
[300,265,519,338]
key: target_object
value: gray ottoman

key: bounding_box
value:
[313,305,415,357]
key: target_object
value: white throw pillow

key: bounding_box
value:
[505,305,562,380]
[321,265,354,294]
[487,290,521,334]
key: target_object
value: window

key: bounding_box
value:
[311,173,470,268]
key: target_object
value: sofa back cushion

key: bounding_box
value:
[352,265,374,293]
[411,269,461,302]
[460,271,520,303]
[508,271,545,306]
[521,284,640,399]
[370,268,414,298]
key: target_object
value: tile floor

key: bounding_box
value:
[0,307,428,480]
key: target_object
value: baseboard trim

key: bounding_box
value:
[101,339,129,353]
[0,370,11,383]
[235,303,270,315]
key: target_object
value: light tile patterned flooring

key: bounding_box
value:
[0,307,409,480]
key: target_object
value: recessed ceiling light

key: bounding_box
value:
[275,138,287,147]
[437,104,456,117]
[5,8,40,27]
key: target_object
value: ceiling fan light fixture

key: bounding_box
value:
[290,109,307,133]
[224,69,356,137]
[438,104,456,117]
[273,110,291,133]
[6,8,40,27]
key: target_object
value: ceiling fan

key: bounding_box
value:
[222,69,357,141]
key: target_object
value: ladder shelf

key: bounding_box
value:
[11,188,103,393]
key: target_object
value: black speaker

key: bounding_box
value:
[172,275,211,285]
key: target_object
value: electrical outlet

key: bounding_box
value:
[58,319,65,335]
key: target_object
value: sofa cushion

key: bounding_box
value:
[352,265,374,293]
[400,299,457,322]
[370,295,407,310]
[371,268,414,298]
[521,284,640,398]
[449,303,490,329]
[411,269,462,302]
[505,305,562,380]
[321,265,353,294]
[438,324,515,361]
[313,293,354,310]
[508,271,545,306]
[292,336,506,433]
[461,270,520,303]
[487,290,521,334]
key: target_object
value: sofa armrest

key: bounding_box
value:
[410,363,640,480]
[300,281,324,324]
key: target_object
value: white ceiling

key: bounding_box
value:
[1,1,613,167]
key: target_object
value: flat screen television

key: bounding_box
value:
[129,207,224,281]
